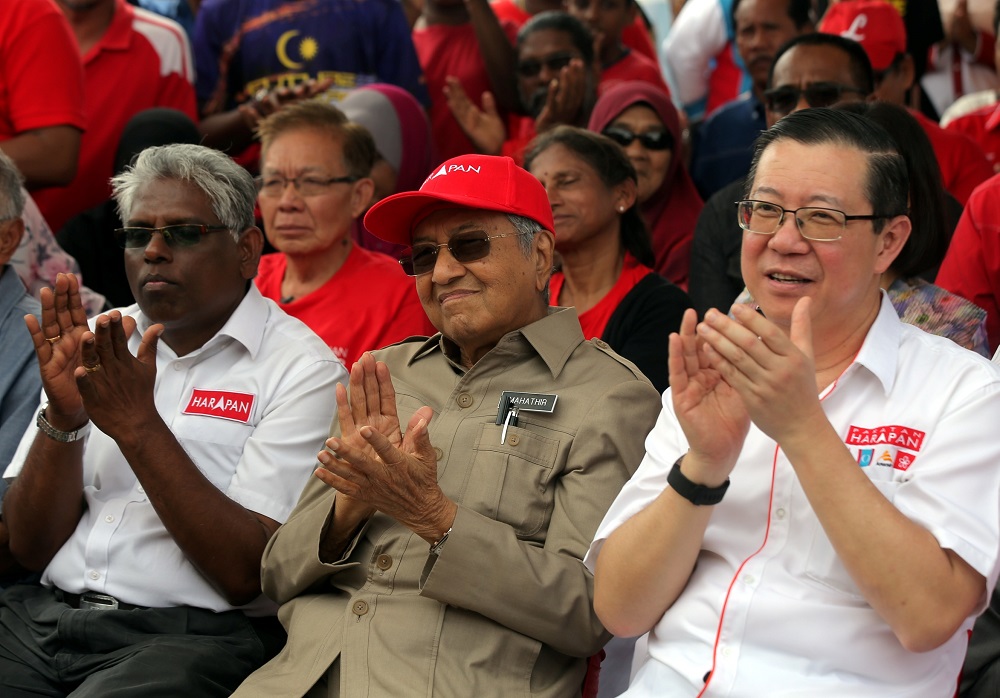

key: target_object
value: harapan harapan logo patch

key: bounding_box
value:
[845,424,926,452]
[183,389,256,424]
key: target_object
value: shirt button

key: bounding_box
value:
[456,393,474,408]
[722,647,733,658]
[137,486,145,494]
[594,339,609,349]
[104,515,115,523]
[775,507,786,519]
[743,574,756,586]
[89,570,100,580]
[376,554,393,571]
[508,434,520,446]
[352,600,369,616]
[173,362,182,371]
[434,447,445,462]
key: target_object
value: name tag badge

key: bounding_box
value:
[495,391,558,444]
[183,389,256,424]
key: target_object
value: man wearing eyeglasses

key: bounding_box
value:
[0,144,344,695]
[588,108,1000,696]
[233,153,662,697]
[689,31,873,316]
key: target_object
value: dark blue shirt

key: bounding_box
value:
[690,91,766,200]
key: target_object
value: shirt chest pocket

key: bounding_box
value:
[170,415,255,489]
[803,478,901,599]
[461,423,560,536]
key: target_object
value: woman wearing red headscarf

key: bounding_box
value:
[588,81,702,289]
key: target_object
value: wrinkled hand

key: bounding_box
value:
[316,406,454,542]
[668,308,749,480]
[535,58,590,132]
[75,311,162,441]
[444,78,505,155]
[696,300,823,444]
[24,273,117,427]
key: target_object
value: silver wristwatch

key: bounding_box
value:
[36,404,91,443]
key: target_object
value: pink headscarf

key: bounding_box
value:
[343,84,436,257]
[588,81,703,288]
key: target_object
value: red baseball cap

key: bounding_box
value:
[819,0,906,72]
[363,154,555,246]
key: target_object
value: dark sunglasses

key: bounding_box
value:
[399,231,528,276]
[763,82,867,116]
[113,224,231,249]
[516,52,576,78]
[602,126,674,151]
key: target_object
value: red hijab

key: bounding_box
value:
[588,81,703,288]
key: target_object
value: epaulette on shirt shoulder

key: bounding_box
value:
[587,337,651,384]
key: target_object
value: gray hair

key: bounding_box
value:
[507,213,544,257]
[111,144,256,239]
[0,150,26,220]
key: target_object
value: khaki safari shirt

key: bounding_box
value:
[234,308,662,697]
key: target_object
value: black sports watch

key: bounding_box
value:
[668,456,729,506]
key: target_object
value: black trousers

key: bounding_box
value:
[0,584,285,697]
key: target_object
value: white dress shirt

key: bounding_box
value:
[7,286,345,614]
[587,294,1000,697]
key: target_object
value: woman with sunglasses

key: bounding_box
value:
[525,125,692,392]
[588,81,702,290]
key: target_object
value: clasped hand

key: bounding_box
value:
[315,353,455,542]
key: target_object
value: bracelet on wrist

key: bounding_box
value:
[36,404,91,443]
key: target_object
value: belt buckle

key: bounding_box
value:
[79,592,119,611]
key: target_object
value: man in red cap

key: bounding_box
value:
[819,0,993,204]
[233,154,662,698]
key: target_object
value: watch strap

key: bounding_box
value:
[36,405,91,443]
[429,527,452,556]
[668,456,729,506]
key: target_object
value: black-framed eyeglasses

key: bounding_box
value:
[516,52,576,78]
[735,199,893,242]
[763,82,868,116]
[113,224,232,249]
[255,173,359,198]
[602,126,674,151]
[399,231,530,276]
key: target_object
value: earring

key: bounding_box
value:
[618,205,625,213]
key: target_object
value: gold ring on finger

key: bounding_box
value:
[45,335,61,344]
[84,363,102,373]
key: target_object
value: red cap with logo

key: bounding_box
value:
[363,154,555,246]
[819,0,907,72]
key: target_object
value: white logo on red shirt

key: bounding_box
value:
[846,424,925,452]
[183,389,256,423]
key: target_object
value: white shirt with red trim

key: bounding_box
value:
[6,286,344,614]
[586,293,1000,697]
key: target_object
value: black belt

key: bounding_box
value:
[55,589,146,611]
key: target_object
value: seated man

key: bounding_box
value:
[233,153,662,697]
[254,101,434,365]
[0,144,344,695]
[588,108,1000,695]
[0,152,41,472]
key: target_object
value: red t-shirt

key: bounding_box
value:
[946,102,1000,172]
[911,108,993,206]
[0,0,86,140]
[413,21,518,162]
[255,246,435,365]
[33,0,198,231]
[599,49,670,98]
[550,253,653,339]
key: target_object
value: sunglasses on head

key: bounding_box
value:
[516,52,576,78]
[602,126,673,151]
[398,231,528,276]
[113,224,231,249]
[763,82,867,116]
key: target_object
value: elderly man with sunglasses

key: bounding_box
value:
[0,144,344,695]
[233,153,662,698]
[589,108,1000,696]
